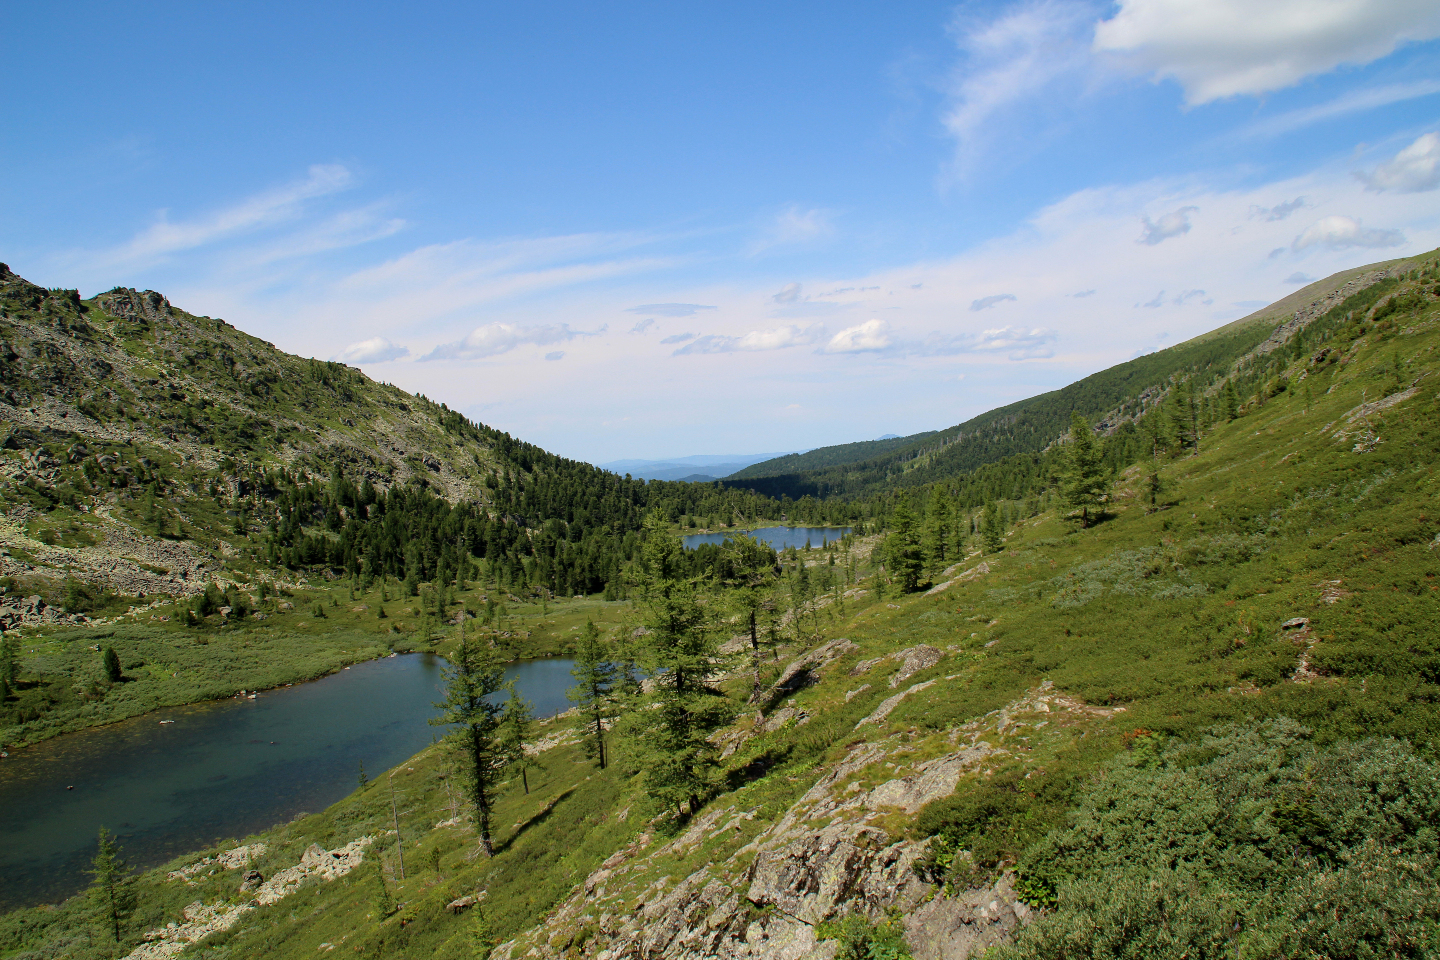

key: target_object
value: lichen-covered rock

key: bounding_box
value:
[903,873,1034,960]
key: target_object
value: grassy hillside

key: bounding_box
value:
[725,254,1423,501]
[5,251,1439,959]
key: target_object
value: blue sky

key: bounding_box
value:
[5,1,1440,463]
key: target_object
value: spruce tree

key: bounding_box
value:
[1222,379,1239,420]
[88,827,134,942]
[567,621,618,769]
[921,487,953,575]
[430,630,509,855]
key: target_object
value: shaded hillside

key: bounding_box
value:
[725,254,1424,501]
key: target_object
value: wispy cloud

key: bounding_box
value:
[625,302,717,317]
[630,318,656,334]
[970,293,1017,311]
[674,323,824,355]
[421,321,603,361]
[660,332,695,344]
[749,206,835,254]
[942,0,1095,176]
[1249,197,1308,221]
[94,164,355,269]
[772,282,803,304]
[1235,81,1440,139]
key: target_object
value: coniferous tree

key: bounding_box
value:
[567,621,618,769]
[499,682,538,794]
[102,646,122,684]
[1061,412,1108,528]
[430,631,509,855]
[718,533,778,699]
[1222,379,1240,421]
[883,498,925,592]
[88,827,134,943]
[981,501,1003,553]
[0,632,17,701]
[630,511,732,818]
[922,487,953,575]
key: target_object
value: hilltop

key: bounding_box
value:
[1,250,1439,960]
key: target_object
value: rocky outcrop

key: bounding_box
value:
[129,837,372,960]
[903,874,1034,960]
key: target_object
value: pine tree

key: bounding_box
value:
[88,827,134,942]
[499,682,538,794]
[1061,412,1109,528]
[430,631,509,855]
[567,621,618,769]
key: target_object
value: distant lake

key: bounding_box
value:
[682,526,852,551]
[0,653,576,911]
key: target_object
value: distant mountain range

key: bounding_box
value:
[596,452,800,483]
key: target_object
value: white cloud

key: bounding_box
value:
[970,293,1017,311]
[1093,0,1440,105]
[332,337,409,364]
[823,319,892,353]
[1138,206,1197,245]
[1284,273,1317,283]
[772,282,803,303]
[1358,132,1440,193]
[942,1,1095,174]
[1249,197,1308,221]
[103,164,355,267]
[942,326,1058,360]
[625,302,717,317]
[674,323,824,355]
[1292,215,1405,250]
[422,322,599,361]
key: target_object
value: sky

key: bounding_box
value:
[5,0,1440,464]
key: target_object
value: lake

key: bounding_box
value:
[682,525,852,551]
[0,653,576,911]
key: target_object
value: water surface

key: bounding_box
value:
[682,525,852,551]
[0,653,575,910]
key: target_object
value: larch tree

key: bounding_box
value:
[567,621,618,769]
[631,511,733,818]
[430,630,510,855]
[1061,412,1109,528]
[88,827,134,943]
[883,498,925,592]
[717,532,777,701]
[499,681,539,794]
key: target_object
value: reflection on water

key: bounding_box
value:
[682,526,852,551]
[0,653,575,910]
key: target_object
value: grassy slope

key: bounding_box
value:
[726,254,1423,498]
[6,256,1437,959]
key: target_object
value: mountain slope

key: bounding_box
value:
[726,254,1426,499]
[5,247,1438,960]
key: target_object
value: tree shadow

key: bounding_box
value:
[495,786,575,854]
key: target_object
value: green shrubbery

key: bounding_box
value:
[996,719,1440,959]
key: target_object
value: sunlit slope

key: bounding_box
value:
[727,251,1428,499]
[7,251,1438,960]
